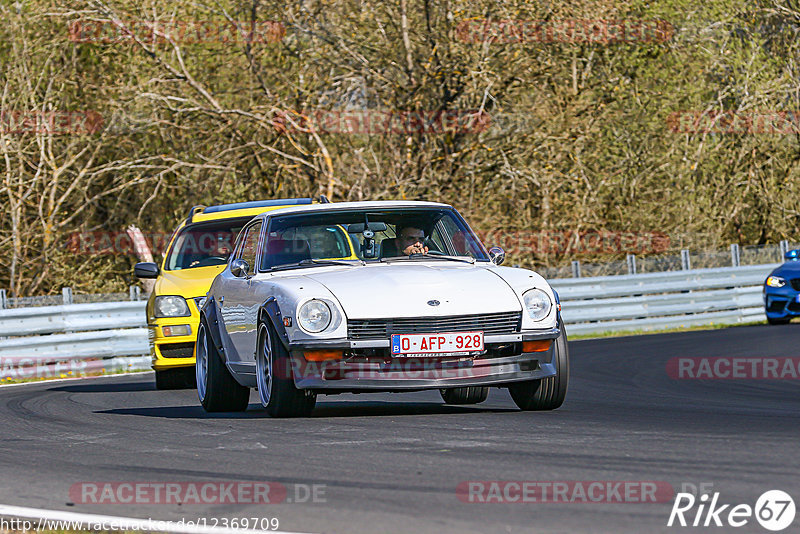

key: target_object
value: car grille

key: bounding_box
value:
[790,278,800,291]
[348,312,522,339]
[767,299,787,313]
[788,301,800,313]
[159,342,195,358]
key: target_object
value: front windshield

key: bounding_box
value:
[164,218,249,270]
[262,208,489,270]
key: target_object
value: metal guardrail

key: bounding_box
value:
[551,264,777,335]
[0,299,150,380]
[0,262,780,380]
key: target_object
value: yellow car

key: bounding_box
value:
[134,198,326,389]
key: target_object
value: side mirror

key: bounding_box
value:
[488,246,505,266]
[785,249,800,261]
[230,258,250,278]
[134,262,159,279]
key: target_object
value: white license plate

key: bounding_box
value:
[391,331,484,355]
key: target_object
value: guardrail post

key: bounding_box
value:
[626,254,637,275]
[571,260,581,278]
[129,285,141,301]
[0,289,7,310]
[780,240,789,259]
[62,287,73,305]
[680,249,691,270]
[730,244,740,267]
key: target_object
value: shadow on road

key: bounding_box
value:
[96,401,517,419]
[50,381,156,393]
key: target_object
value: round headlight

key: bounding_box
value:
[522,289,552,321]
[154,295,190,318]
[298,300,332,333]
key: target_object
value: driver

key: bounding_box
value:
[397,226,428,255]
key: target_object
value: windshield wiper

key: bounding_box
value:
[380,254,475,264]
[298,259,364,266]
[268,259,364,271]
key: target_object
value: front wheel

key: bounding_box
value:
[256,321,316,418]
[767,316,791,325]
[509,319,569,411]
[196,318,250,412]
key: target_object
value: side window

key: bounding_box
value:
[239,222,262,275]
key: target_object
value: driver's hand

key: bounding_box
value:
[403,243,429,255]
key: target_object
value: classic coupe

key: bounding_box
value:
[196,201,568,417]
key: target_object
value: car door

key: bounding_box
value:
[228,220,262,365]
[221,220,263,366]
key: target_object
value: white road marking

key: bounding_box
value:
[0,504,315,534]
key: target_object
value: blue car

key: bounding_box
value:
[764,249,800,324]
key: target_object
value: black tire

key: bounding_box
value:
[154,367,195,390]
[440,387,489,405]
[767,316,791,325]
[257,320,316,418]
[196,317,250,412]
[509,319,569,411]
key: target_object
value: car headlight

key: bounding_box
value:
[766,276,787,288]
[522,289,552,321]
[154,295,191,318]
[298,300,332,333]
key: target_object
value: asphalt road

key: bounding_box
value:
[1,324,799,534]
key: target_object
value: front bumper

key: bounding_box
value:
[288,327,560,391]
[764,286,800,318]
[149,320,198,371]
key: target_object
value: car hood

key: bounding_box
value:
[771,261,800,277]
[301,262,522,319]
[154,265,226,298]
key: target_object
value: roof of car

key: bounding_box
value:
[190,198,316,223]
[253,200,453,220]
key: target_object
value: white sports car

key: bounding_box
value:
[196,200,568,417]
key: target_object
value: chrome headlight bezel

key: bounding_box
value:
[522,288,553,322]
[297,299,332,333]
[766,276,787,288]
[154,295,191,318]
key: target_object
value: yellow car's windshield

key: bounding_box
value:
[165,217,251,270]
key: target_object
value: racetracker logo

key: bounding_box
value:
[668,490,796,530]
[69,482,326,504]
[667,111,800,134]
[272,109,489,135]
[0,110,103,135]
[472,230,670,257]
[457,481,674,503]
[68,20,285,44]
[456,19,673,44]
[666,357,800,379]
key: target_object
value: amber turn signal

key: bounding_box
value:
[303,350,344,361]
[523,340,552,352]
